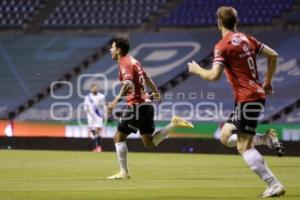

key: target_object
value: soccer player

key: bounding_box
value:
[105,38,194,179]
[83,84,106,152]
[188,7,285,198]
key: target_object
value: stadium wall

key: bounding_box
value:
[1,120,300,141]
[1,120,300,156]
[1,137,300,156]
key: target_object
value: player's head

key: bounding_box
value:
[216,6,238,31]
[90,83,98,95]
[110,37,130,61]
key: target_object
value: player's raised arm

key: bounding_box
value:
[144,75,161,101]
[260,45,278,95]
[188,60,223,82]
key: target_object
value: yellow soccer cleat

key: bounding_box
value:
[171,115,194,128]
[106,172,131,180]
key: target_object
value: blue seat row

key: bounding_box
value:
[42,0,165,28]
[159,0,293,27]
[0,0,44,28]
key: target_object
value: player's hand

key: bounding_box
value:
[263,82,274,95]
[150,92,161,102]
[188,60,200,74]
[105,101,117,117]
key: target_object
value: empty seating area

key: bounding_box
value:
[159,0,294,27]
[0,0,45,28]
[0,35,112,118]
[278,108,300,123]
[0,0,299,29]
[43,0,167,28]
[287,11,300,24]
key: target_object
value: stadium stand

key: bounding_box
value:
[1,0,299,124]
[158,0,294,27]
[0,35,112,119]
[0,0,45,28]
[1,0,298,29]
[17,32,216,121]
[16,30,300,123]
[287,11,300,24]
[277,107,300,123]
[42,0,167,28]
[162,29,300,122]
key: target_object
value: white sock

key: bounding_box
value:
[152,123,175,146]
[227,134,237,147]
[115,142,128,174]
[226,134,268,147]
[242,148,280,187]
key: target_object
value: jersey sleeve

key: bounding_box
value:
[120,64,134,82]
[99,94,106,105]
[248,36,265,55]
[137,61,147,77]
[212,44,226,67]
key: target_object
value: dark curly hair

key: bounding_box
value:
[113,37,130,56]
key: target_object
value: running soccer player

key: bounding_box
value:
[106,38,194,179]
[188,7,285,198]
[83,84,106,152]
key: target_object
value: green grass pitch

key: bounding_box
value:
[0,150,299,200]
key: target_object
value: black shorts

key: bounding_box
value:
[226,99,265,135]
[117,103,155,135]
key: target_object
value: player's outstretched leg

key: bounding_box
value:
[237,134,285,198]
[107,131,130,180]
[152,115,194,146]
[264,129,284,157]
[220,124,284,157]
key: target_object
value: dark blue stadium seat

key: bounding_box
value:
[0,0,44,28]
[287,11,300,24]
[42,0,166,28]
[276,107,300,124]
[159,0,294,27]
[12,30,299,122]
[0,34,112,118]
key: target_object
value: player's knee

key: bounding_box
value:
[141,137,155,148]
[91,130,96,135]
[143,140,155,148]
[237,139,252,154]
[237,145,251,154]
[113,134,119,143]
[95,128,101,134]
[113,133,126,143]
[220,125,233,146]
[237,144,246,154]
[220,133,229,146]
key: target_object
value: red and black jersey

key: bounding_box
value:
[213,32,266,102]
[119,55,150,105]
